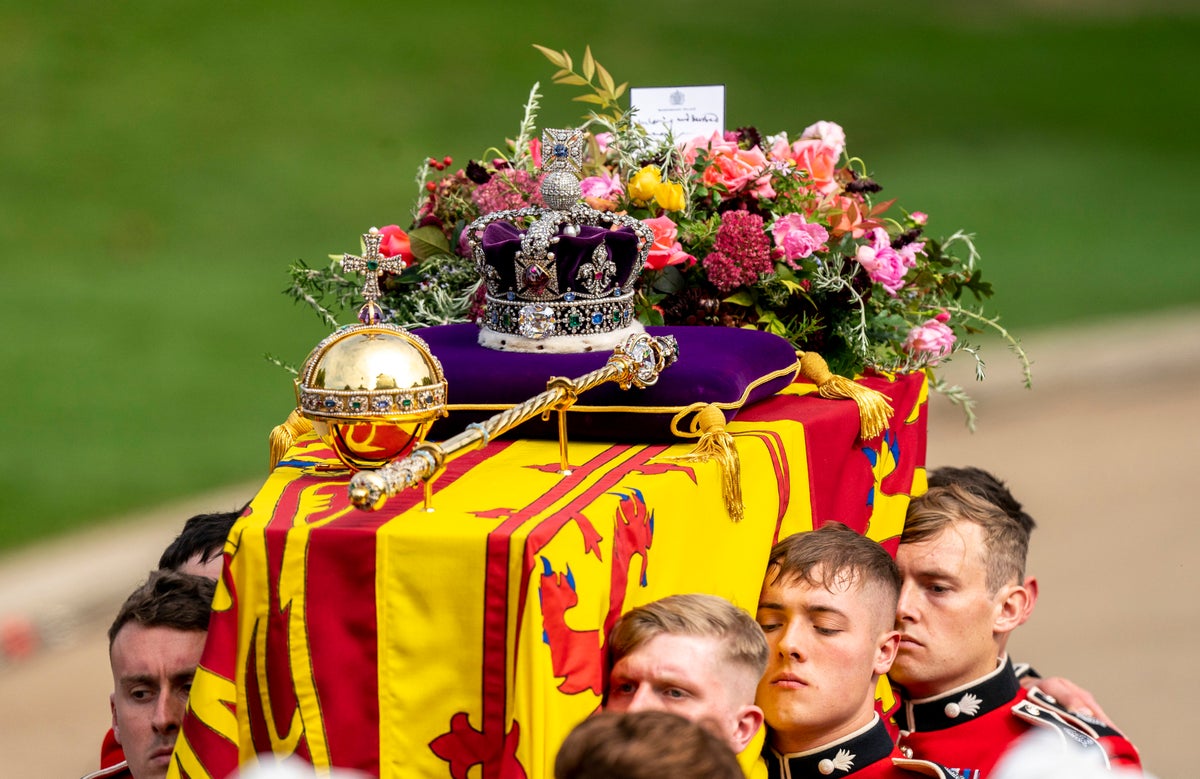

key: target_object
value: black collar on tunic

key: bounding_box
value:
[896,656,1021,732]
[765,715,895,778]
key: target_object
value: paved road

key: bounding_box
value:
[2,309,1196,778]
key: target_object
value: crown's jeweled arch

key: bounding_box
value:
[466,127,654,353]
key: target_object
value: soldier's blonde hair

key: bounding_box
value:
[606,593,767,691]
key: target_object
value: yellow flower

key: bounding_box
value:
[654,181,686,212]
[627,165,662,203]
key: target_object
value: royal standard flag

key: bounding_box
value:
[171,371,926,779]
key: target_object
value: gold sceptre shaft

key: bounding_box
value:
[348,333,679,512]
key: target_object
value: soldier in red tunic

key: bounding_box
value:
[86,509,236,779]
[755,524,953,778]
[891,485,1141,776]
[604,593,768,755]
[81,571,215,779]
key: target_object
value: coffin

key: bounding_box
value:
[171,370,927,778]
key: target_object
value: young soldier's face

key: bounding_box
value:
[755,566,897,754]
[606,633,757,752]
[110,624,206,779]
[891,522,1009,698]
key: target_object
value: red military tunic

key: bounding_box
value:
[79,729,132,779]
[895,658,1141,777]
[765,714,952,779]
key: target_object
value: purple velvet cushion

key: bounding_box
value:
[414,323,800,442]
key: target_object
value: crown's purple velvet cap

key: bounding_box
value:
[481,221,641,295]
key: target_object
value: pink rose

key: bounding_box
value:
[910,211,928,226]
[854,227,918,295]
[771,213,829,265]
[800,121,847,157]
[706,147,772,198]
[782,139,840,194]
[643,215,695,270]
[680,131,735,166]
[377,225,414,265]
[593,132,614,154]
[580,170,623,201]
[682,133,773,199]
[904,319,956,364]
[897,240,925,266]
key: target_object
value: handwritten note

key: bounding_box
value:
[629,85,725,143]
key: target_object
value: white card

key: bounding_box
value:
[629,85,725,144]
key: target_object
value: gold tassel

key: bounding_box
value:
[269,408,313,470]
[798,351,893,440]
[664,404,744,522]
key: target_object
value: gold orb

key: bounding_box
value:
[295,325,447,470]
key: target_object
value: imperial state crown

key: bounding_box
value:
[467,128,654,353]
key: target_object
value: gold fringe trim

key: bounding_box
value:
[798,351,893,440]
[269,408,313,470]
[662,404,744,522]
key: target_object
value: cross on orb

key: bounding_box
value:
[342,228,406,303]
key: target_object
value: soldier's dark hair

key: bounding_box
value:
[108,570,215,649]
[764,523,901,632]
[157,507,243,571]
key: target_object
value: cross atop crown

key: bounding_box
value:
[342,227,406,324]
[541,128,584,177]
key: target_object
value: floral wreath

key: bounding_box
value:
[281,45,1030,426]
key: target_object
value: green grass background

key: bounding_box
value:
[2,0,1197,549]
